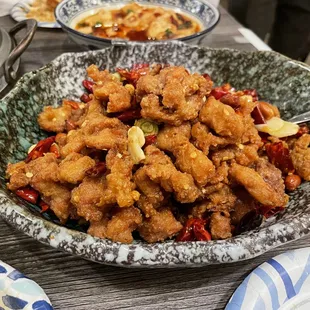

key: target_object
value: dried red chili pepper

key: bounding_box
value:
[265,142,295,174]
[210,84,232,100]
[243,89,258,102]
[144,135,157,147]
[39,200,49,213]
[82,80,95,93]
[85,162,107,177]
[16,187,39,204]
[251,105,266,124]
[257,205,285,219]
[193,222,211,241]
[80,93,91,103]
[176,218,211,242]
[49,143,60,158]
[25,136,56,163]
[63,99,80,110]
[116,109,141,122]
[117,64,149,86]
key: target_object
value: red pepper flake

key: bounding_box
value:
[85,162,107,177]
[265,142,295,174]
[63,99,80,110]
[82,80,95,93]
[176,218,211,242]
[116,109,141,122]
[16,187,39,204]
[25,136,55,163]
[39,200,50,213]
[144,135,157,147]
[80,93,91,103]
[251,105,266,124]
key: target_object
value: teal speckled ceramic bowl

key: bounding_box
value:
[0,41,309,267]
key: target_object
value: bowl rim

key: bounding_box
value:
[54,0,221,44]
[1,41,310,267]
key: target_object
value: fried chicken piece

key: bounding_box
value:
[38,104,72,133]
[157,124,215,185]
[134,167,165,217]
[35,181,71,223]
[137,66,212,125]
[191,122,237,155]
[61,129,85,158]
[241,115,263,146]
[105,207,142,243]
[58,152,95,184]
[210,211,232,240]
[144,145,200,203]
[82,114,127,151]
[106,149,140,207]
[71,176,115,221]
[229,163,287,206]
[17,154,71,222]
[211,144,259,167]
[87,215,109,239]
[138,208,182,243]
[199,96,244,139]
[192,184,236,217]
[27,153,59,183]
[291,134,310,180]
[255,158,287,203]
[6,161,29,191]
[230,189,256,226]
[87,65,132,113]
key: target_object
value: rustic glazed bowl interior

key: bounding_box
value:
[0,42,309,267]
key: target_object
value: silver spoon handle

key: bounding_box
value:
[288,111,310,124]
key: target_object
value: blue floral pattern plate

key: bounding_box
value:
[226,247,310,310]
[0,261,53,310]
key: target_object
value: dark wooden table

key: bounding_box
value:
[0,7,309,310]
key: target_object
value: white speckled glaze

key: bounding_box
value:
[0,41,309,267]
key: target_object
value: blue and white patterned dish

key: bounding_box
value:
[55,0,220,49]
[10,0,61,29]
[0,261,53,310]
[226,247,310,310]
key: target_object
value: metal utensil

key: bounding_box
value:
[288,111,310,124]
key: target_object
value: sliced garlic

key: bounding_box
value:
[128,126,146,164]
[255,117,299,138]
[28,144,37,154]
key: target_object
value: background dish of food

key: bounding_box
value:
[55,0,220,49]
[0,260,52,309]
[74,2,202,41]
[10,0,61,28]
[0,41,309,267]
[226,247,310,310]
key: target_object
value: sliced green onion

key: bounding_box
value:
[134,119,159,136]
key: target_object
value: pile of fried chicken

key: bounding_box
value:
[6,64,310,243]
